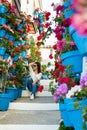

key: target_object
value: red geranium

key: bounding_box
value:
[58,64,66,73]
[38,85,44,92]
[53,44,57,50]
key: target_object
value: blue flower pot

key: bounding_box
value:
[0,47,6,56]
[20,51,26,58]
[59,103,73,127]
[21,33,26,37]
[14,41,21,47]
[63,0,71,8]
[0,18,7,25]
[42,74,48,79]
[3,53,10,59]
[21,40,25,45]
[61,50,82,74]
[0,93,11,111]
[64,9,75,18]
[6,87,19,101]
[8,35,15,41]
[13,55,19,61]
[17,24,23,30]
[69,25,87,56]
[0,5,7,13]
[66,99,87,130]
[5,33,10,39]
[0,30,6,38]
[17,88,22,98]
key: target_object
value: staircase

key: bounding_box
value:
[0,80,61,130]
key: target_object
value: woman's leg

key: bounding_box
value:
[27,77,33,92]
[32,84,40,95]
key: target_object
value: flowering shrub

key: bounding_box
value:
[0,0,31,91]
[0,58,9,93]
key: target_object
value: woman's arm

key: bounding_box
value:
[32,73,42,85]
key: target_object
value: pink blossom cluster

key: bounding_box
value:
[54,83,68,102]
[80,73,87,88]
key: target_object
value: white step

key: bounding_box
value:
[0,125,59,130]
[22,90,52,97]
[40,79,55,90]
[9,103,59,110]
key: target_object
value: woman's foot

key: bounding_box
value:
[30,94,34,100]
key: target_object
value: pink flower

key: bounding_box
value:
[59,83,68,94]
[71,12,87,35]
[63,18,71,27]
[54,26,64,35]
[70,42,76,46]
[80,73,87,87]
[56,5,64,14]
[3,24,11,30]
[57,40,66,51]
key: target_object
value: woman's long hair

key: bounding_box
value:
[35,62,41,73]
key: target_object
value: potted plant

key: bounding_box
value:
[0,58,11,111]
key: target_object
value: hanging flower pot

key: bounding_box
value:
[66,99,87,130]
[17,24,23,30]
[63,0,71,8]
[64,8,75,18]
[61,50,82,74]
[3,53,10,59]
[69,25,87,55]
[0,46,6,56]
[13,55,19,61]
[14,41,21,47]
[0,30,6,38]
[0,18,7,25]
[21,40,25,45]
[8,35,15,41]
[0,5,7,14]
[20,51,26,59]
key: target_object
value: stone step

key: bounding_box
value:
[0,109,60,130]
[22,90,52,97]
[0,125,59,130]
[0,110,61,124]
[13,97,55,103]
[9,97,59,110]
[9,102,58,110]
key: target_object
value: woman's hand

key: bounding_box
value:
[29,62,35,67]
[32,82,36,86]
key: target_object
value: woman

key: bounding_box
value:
[27,62,42,100]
